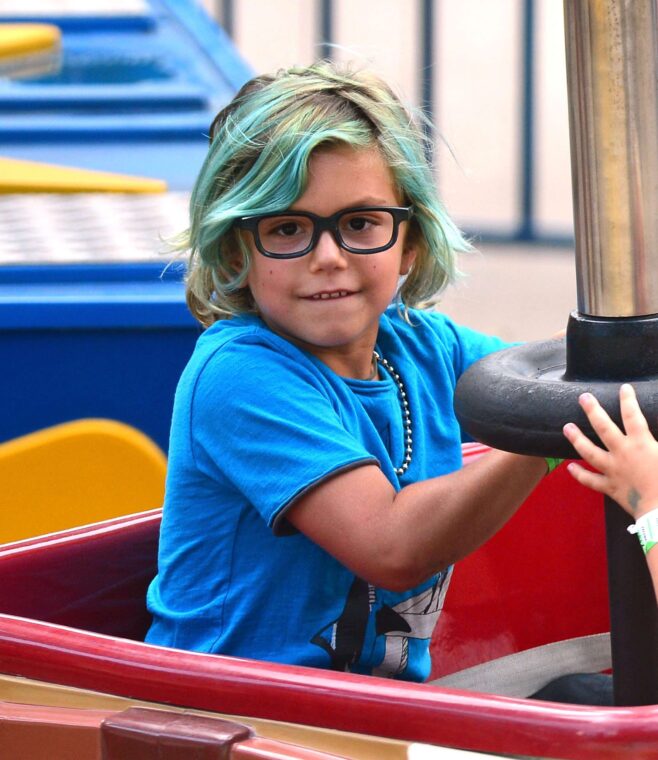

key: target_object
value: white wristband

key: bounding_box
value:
[627,507,658,554]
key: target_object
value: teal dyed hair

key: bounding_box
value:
[182,61,469,326]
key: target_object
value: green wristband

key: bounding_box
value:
[628,508,658,555]
[545,457,564,475]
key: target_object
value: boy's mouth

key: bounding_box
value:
[304,290,354,301]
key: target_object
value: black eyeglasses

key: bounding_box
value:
[234,206,413,259]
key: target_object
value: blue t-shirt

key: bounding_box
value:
[146,307,506,681]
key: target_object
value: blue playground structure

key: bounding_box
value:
[0,0,251,451]
[0,0,251,187]
[0,262,200,451]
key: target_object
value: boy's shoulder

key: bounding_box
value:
[381,306,461,343]
[197,314,270,348]
[177,317,341,421]
[196,315,295,355]
[186,315,317,384]
[381,307,507,370]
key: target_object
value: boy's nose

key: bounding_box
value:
[307,230,348,271]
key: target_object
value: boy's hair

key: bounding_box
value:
[182,61,469,326]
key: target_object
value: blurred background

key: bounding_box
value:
[0,0,577,341]
[203,0,578,340]
[0,0,578,544]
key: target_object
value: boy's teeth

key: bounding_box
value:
[313,291,347,300]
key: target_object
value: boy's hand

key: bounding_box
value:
[563,384,658,519]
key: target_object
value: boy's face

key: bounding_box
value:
[243,144,416,378]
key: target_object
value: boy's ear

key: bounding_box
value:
[228,233,248,277]
[229,252,245,276]
[399,242,417,276]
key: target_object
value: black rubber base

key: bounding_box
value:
[455,310,658,707]
[454,311,658,458]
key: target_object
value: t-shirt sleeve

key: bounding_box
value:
[413,310,512,444]
[448,320,511,376]
[414,309,510,377]
[188,337,378,535]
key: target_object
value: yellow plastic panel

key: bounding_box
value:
[0,157,167,194]
[0,23,60,59]
[0,419,166,542]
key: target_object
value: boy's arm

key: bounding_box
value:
[563,383,658,602]
[286,450,546,592]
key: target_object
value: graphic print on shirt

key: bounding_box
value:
[310,568,452,675]
[372,567,452,677]
[309,577,374,671]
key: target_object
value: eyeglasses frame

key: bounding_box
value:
[233,205,414,259]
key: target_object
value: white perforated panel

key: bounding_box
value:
[0,192,189,263]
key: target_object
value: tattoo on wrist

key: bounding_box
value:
[629,487,641,513]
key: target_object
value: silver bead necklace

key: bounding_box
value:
[373,350,413,476]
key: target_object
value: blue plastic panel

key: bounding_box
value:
[0,263,201,448]
[0,263,196,329]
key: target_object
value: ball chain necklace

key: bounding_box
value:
[372,350,413,476]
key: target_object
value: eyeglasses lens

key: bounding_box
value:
[256,210,396,256]
[257,215,314,256]
[338,210,394,251]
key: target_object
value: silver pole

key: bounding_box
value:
[564,0,658,318]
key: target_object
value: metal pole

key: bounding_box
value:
[319,0,333,61]
[218,0,234,37]
[564,0,658,318]
[419,0,435,163]
[564,0,658,705]
[605,497,658,705]
[420,0,435,125]
[518,0,535,241]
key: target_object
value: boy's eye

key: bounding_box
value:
[276,222,302,237]
[347,214,377,230]
[261,217,311,238]
[345,216,370,232]
[341,212,385,233]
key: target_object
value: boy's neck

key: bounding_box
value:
[308,344,378,380]
[252,312,380,380]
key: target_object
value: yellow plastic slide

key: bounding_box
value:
[0,419,167,543]
[0,23,60,61]
[0,157,167,194]
[0,23,62,78]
